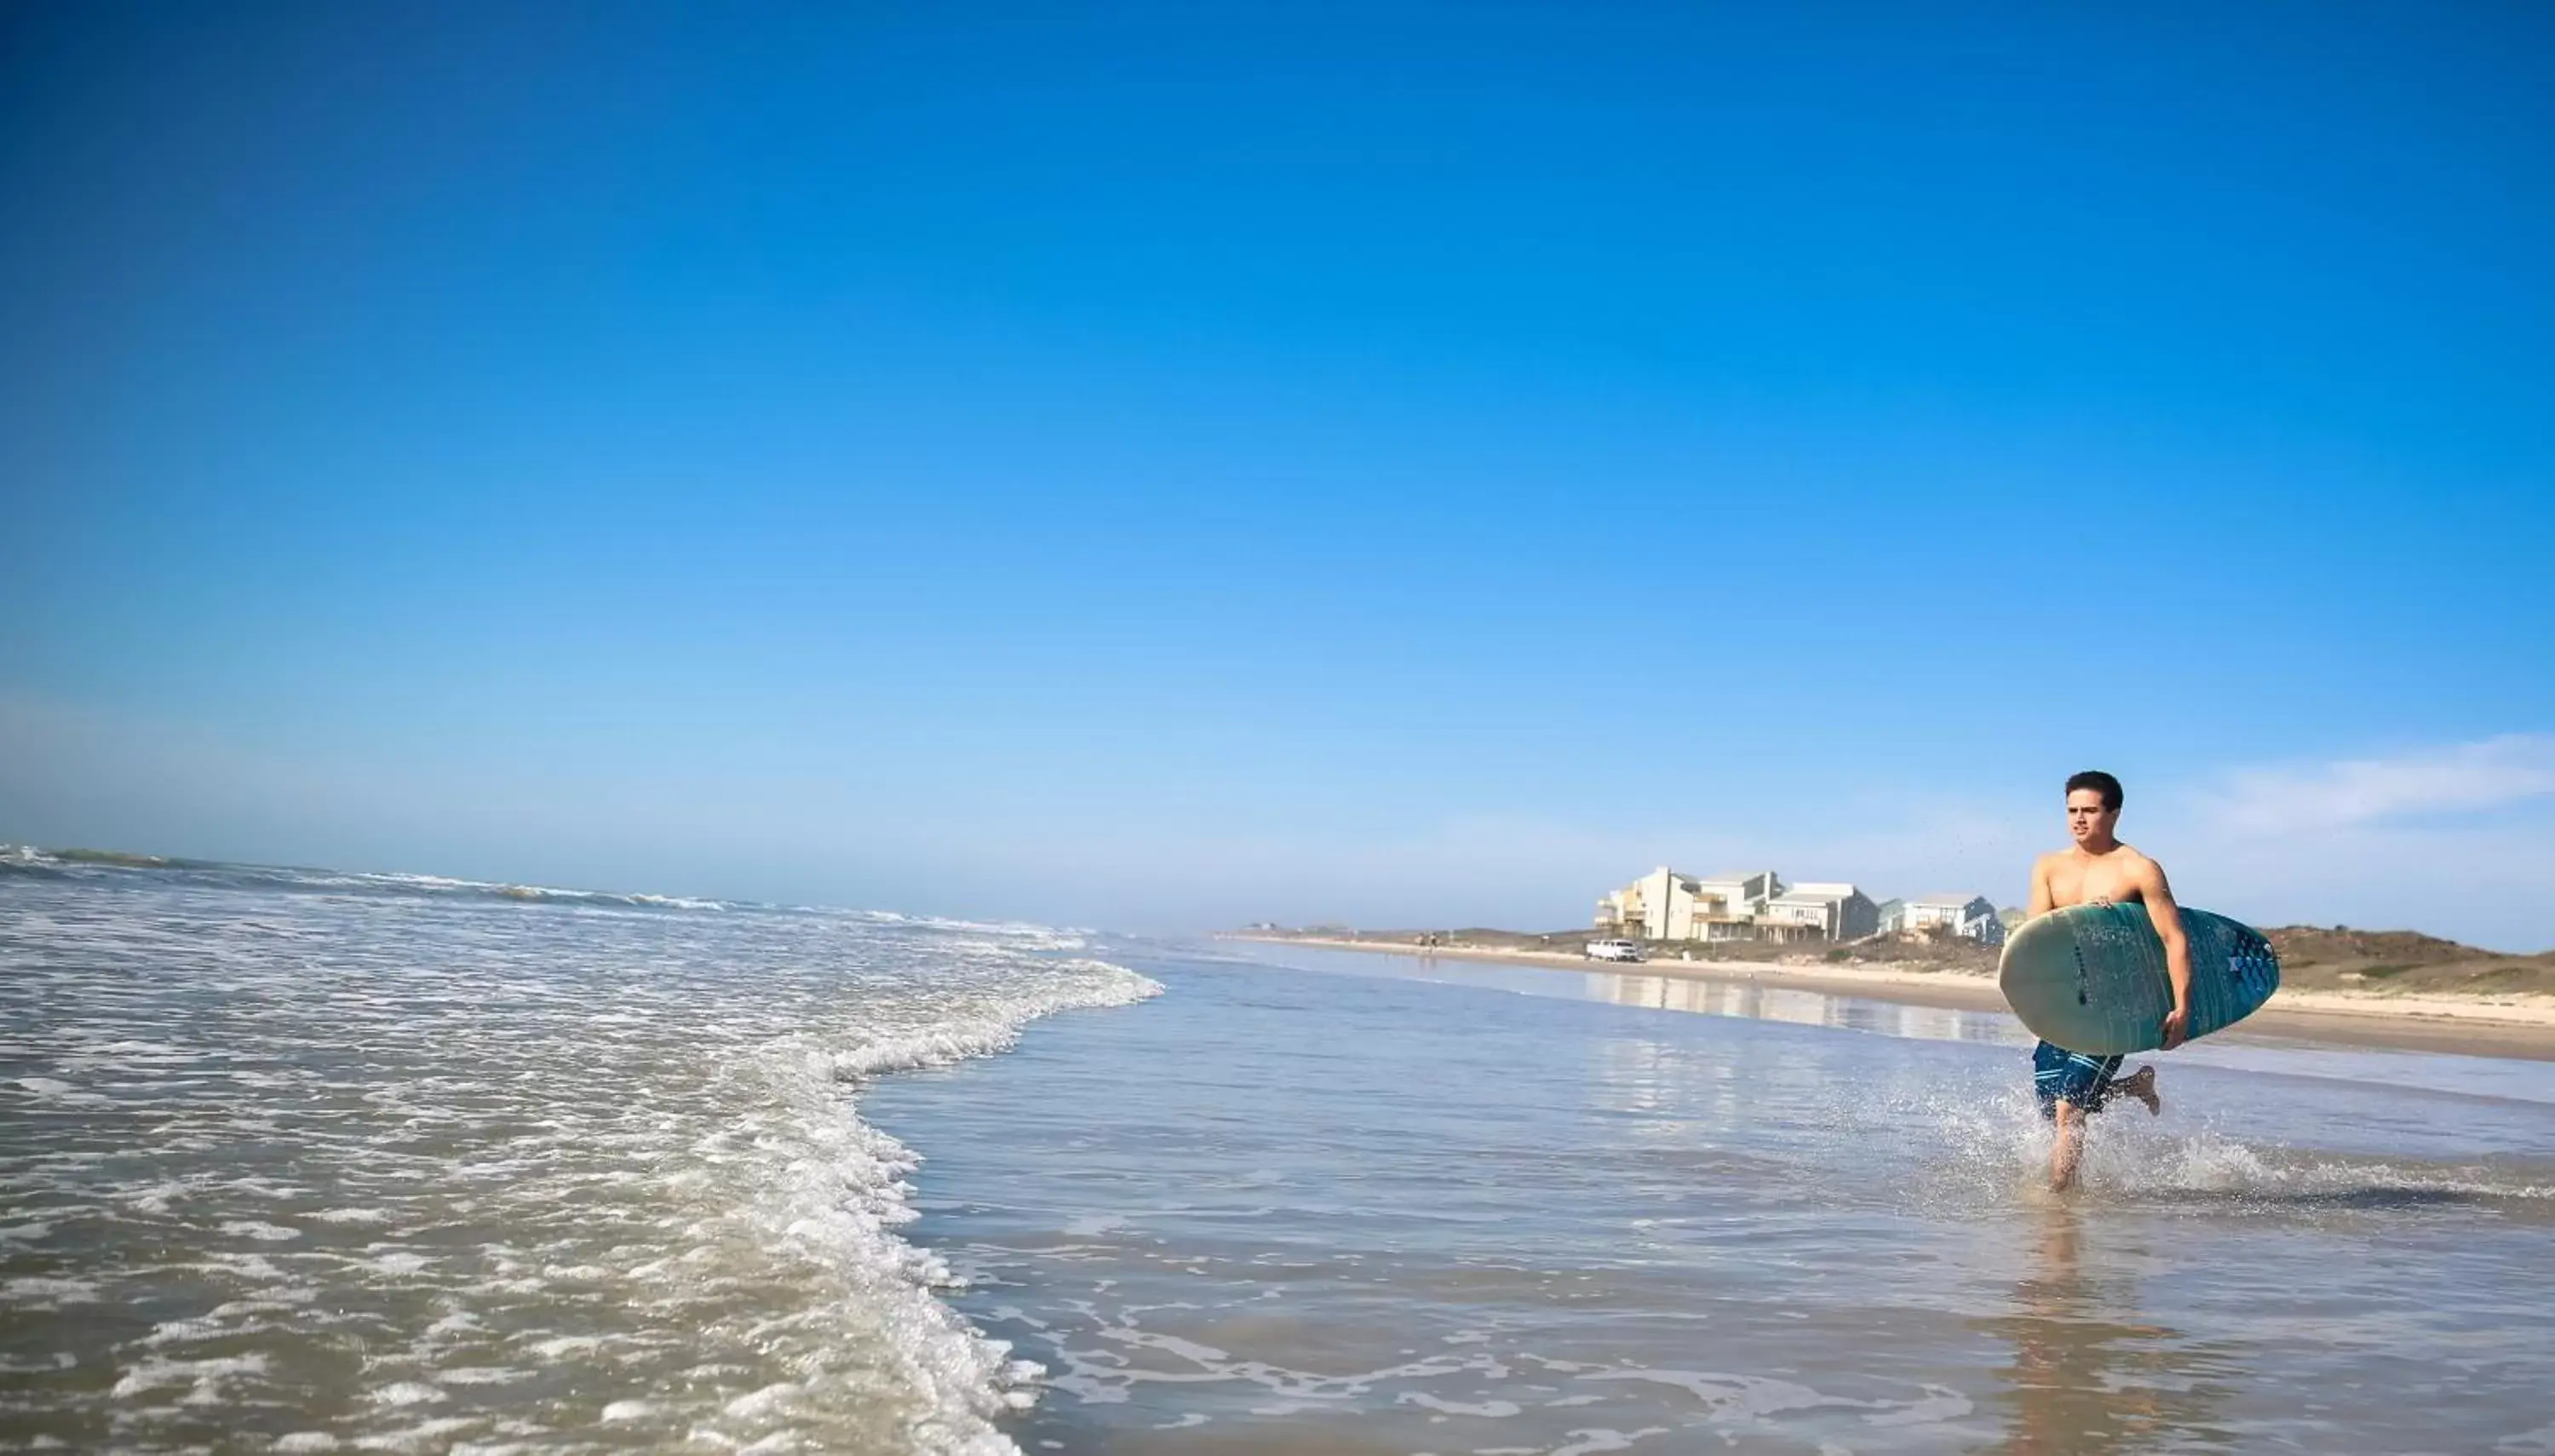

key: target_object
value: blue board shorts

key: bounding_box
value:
[2033,1040,2125,1120]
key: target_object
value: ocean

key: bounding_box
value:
[6,855,2553,1454]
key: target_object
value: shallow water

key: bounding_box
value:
[0,853,1155,1453]
[870,942,2555,1455]
[9,857,2553,1455]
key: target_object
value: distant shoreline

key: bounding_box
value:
[1229,934,2555,1063]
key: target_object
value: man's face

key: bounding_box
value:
[2066,788,2117,846]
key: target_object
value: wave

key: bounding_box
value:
[0,863,1166,1454]
[0,851,1110,946]
[0,846,753,914]
[830,959,1161,1083]
[710,958,1162,1453]
[0,846,66,878]
[3,845,204,877]
[782,959,1164,1451]
[332,870,743,913]
[849,909,1093,952]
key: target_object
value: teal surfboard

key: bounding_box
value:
[1998,903,2280,1055]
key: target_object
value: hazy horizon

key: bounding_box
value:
[6,4,2549,949]
[10,810,2552,956]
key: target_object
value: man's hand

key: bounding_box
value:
[2161,1005,2189,1051]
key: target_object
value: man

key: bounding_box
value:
[2025,770,2190,1191]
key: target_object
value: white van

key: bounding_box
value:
[1584,938,1643,963]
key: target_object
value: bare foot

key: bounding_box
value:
[2117,1063,2162,1116]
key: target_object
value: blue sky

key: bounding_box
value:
[4,3,2551,945]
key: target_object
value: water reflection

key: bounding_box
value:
[1590,971,2025,1046]
[1588,1029,1748,1131]
[1979,1205,2239,1453]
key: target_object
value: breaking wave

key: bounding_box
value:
[0,852,1158,1453]
[2,845,750,913]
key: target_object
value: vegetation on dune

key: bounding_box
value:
[2265,926,2555,997]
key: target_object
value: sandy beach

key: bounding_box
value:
[1234,934,2555,1061]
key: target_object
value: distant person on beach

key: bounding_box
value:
[2025,770,2186,1191]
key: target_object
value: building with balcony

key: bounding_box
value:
[1757,882,1881,943]
[1595,868,1783,943]
[1880,893,2008,946]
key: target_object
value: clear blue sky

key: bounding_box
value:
[5,3,2551,945]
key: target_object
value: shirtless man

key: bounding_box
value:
[2025,770,2189,1191]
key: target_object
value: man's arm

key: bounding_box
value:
[2026,855,2054,918]
[2135,858,2193,1050]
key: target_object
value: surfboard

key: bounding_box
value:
[1998,903,2280,1055]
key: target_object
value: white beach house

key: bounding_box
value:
[1881,893,2008,947]
[1594,868,1783,943]
[1756,882,1881,943]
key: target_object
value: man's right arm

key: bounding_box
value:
[2026,855,2054,917]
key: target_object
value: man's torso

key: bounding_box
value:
[2041,845,2152,909]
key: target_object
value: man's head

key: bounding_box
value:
[2064,770,2123,848]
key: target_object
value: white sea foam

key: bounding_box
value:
[218,1220,302,1242]
[13,1076,106,1104]
[0,859,1163,1454]
[827,960,1161,1082]
[1399,1392,1523,1417]
[432,1367,528,1386]
[2,1277,99,1305]
[109,1353,271,1398]
[1549,1429,1671,1456]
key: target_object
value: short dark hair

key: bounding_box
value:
[2065,770,2123,812]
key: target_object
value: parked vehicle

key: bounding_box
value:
[1584,937,1644,963]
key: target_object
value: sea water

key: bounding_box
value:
[870,943,2555,1455]
[7,859,2553,1454]
[0,851,1155,1453]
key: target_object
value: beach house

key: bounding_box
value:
[1881,893,2008,947]
[1756,882,1881,943]
[1594,868,1783,943]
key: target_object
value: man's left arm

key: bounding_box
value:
[2139,860,2193,1050]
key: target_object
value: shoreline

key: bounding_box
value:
[1231,935,2555,1062]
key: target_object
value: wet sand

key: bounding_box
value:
[1234,935,2555,1061]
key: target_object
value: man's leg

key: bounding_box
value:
[2049,1100,2087,1191]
